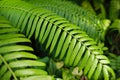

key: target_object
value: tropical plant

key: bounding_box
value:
[0,0,119,80]
[25,0,105,42]
[0,16,54,80]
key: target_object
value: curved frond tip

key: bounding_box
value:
[0,0,116,80]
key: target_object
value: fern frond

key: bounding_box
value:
[0,16,54,80]
[0,0,115,80]
[25,0,105,42]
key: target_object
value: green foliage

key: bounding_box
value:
[0,0,115,80]
[109,53,120,70]
[26,0,105,42]
[106,19,120,54]
[80,0,96,15]
[109,0,120,20]
[0,0,119,80]
[107,53,120,79]
[91,0,106,19]
[21,75,55,80]
[0,16,55,80]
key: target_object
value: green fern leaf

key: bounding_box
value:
[26,0,105,42]
[0,0,115,80]
[0,16,51,80]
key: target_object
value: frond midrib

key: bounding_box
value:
[0,55,18,80]
[27,0,104,42]
[0,5,102,53]
[0,1,115,79]
[0,4,105,65]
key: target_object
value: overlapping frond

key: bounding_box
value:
[0,0,115,80]
[0,16,55,80]
[25,0,105,42]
